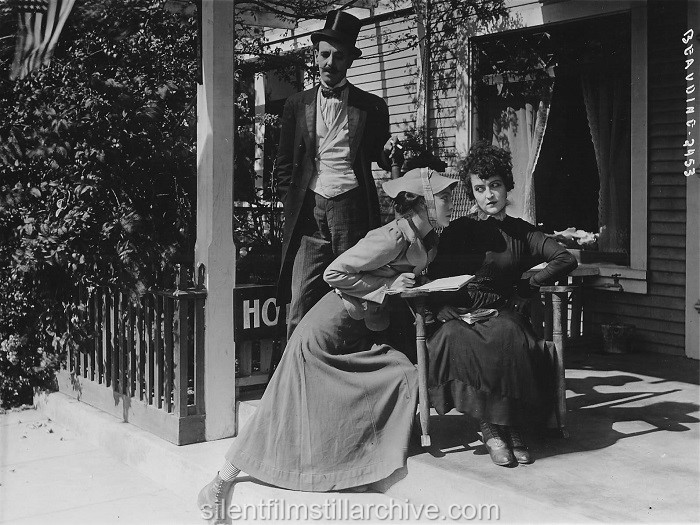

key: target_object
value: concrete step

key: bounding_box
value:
[236,393,261,430]
[36,391,586,522]
[0,408,202,524]
[33,350,700,523]
[34,392,403,523]
[236,395,593,523]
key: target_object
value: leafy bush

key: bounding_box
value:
[0,0,197,408]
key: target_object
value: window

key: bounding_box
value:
[454,2,648,291]
[471,14,632,264]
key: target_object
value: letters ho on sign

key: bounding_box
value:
[233,285,286,342]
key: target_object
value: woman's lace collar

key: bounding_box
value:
[468,204,507,222]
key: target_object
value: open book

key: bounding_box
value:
[389,274,474,295]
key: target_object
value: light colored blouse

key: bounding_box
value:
[324,217,437,330]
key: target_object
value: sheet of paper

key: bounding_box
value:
[388,274,474,294]
[459,308,499,324]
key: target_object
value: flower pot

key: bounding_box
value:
[601,323,635,354]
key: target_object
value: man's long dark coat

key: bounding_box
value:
[274,83,392,303]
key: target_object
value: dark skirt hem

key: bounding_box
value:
[429,380,539,426]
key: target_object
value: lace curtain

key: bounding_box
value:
[451,81,554,223]
[491,97,553,225]
[490,84,554,225]
[581,70,631,253]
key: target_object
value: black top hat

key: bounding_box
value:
[311,10,362,58]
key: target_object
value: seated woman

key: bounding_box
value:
[427,141,577,467]
[198,168,458,518]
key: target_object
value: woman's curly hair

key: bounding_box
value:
[456,141,514,200]
[392,191,425,215]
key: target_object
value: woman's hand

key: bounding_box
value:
[436,305,465,323]
[389,272,416,291]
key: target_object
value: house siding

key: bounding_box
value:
[378,0,690,355]
[348,6,466,220]
[346,9,421,221]
[326,0,689,355]
[584,0,688,355]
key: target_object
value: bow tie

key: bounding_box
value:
[320,84,347,99]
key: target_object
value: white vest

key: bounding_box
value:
[308,86,358,198]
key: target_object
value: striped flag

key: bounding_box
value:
[10,0,76,80]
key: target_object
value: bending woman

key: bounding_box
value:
[427,141,577,467]
[198,169,458,518]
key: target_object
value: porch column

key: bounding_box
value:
[196,0,237,439]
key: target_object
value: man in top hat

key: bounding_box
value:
[275,9,395,339]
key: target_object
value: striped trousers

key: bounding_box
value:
[287,187,369,340]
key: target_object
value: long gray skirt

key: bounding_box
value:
[225,291,418,491]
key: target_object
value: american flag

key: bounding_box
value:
[9,0,76,80]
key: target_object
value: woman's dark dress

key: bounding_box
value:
[427,216,577,425]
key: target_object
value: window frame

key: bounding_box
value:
[457,0,648,293]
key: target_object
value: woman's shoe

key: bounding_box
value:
[479,421,515,467]
[197,473,235,522]
[505,426,533,464]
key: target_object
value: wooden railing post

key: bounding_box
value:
[95,289,103,383]
[128,298,136,398]
[173,265,190,417]
[136,295,145,401]
[111,290,119,392]
[81,286,88,378]
[163,293,174,413]
[154,292,164,409]
[59,270,207,445]
[103,290,111,387]
[88,288,96,382]
[118,291,127,395]
[70,289,78,376]
[194,264,206,416]
[145,294,154,405]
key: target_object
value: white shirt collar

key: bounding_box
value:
[319,77,348,90]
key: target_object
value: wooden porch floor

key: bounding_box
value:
[29,347,700,523]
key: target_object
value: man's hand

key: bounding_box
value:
[389,272,416,291]
[385,137,404,177]
[384,136,405,154]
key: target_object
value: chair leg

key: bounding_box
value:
[545,340,568,438]
[551,291,568,437]
[414,300,431,448]
[552,342,568,437]
[540,286,575,439]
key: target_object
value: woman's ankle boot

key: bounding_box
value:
[479,421,515,467]
[197,473,235,522]
[506,426,533,464]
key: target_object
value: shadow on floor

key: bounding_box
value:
[408,352,700,462]
[568,349,700,386]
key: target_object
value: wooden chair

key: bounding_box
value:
[408,283,577,447]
